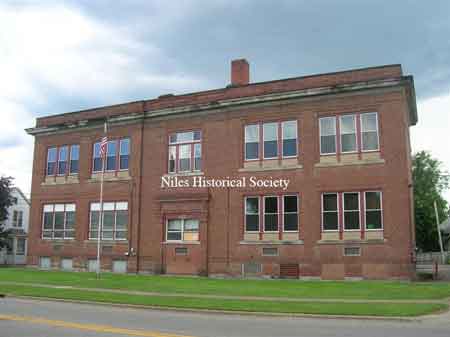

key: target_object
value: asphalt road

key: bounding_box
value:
[1,297,450,337]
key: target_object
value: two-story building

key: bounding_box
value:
[26,59,417,279]
[0,187,30,265]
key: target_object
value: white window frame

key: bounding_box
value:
[165,218,199,242]
[69,144,80,175]
[88,202,128,241]
[364,190,384,231]
[282,194,299,232]
[168,131,202,174]
[244,196,260,233]
[262,123,279,160]
[360,112,380,152]
[343,192,360,231]
[118,138,130,171]
[281,120,298,158]
[42,203,76,240]
[321,193,339,232]
[339,114,357,154]
[319,116,337,155]
[263,195,279,233]
[244,124,260,161]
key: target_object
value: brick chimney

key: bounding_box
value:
[231,59,249,86]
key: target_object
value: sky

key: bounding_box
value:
[0,0,449,201]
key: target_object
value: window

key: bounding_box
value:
[282,121,298,157]
[263,123,278,159]
[89,202,128,240]
[42,204,76,239]
[322,193,338,231]
[168,131,201,173]
[61,258,73,271]
[340,115,357,153]
[264,196,278,232]
[344,247,361,256]
[319,117,336,154]
[244,121,298,160]
[175,247,188,255]
[262,247,278,256]
[283,195,298,231]
[361,113,379,151]
[245,125,259,160]
[46,145,79,176]
[16,238,26,255]
[12,210,23,227]
[245,197,259,232]
[46,148,57,175]
[343,193,360,230]
[93,138,130,172]
[166,218,199,242]
[69,145,80,174]
[365,191,383,230]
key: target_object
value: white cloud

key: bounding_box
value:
[0,2,205,194]
[411,93,450,203]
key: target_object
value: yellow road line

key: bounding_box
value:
[0,314,193,337]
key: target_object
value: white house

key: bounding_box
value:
[0,187,30,265]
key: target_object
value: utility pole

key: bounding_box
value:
[434,200,445,264]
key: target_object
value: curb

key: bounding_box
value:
[4,294,424,322]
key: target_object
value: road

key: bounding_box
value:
[1,297,450,337]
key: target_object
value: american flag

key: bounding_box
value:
[99,136,108,158]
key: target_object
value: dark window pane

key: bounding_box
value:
[284,213,298,231]
[93,158,103,172]
[323,194,337,211]
[58,161,67,175]
[54,231,64,238]
[284,196,297,213]
[265,197,278,213]
[264,214,278,231]
[366,211,382,229]
[43,213,54,230]
[344,193,359,210]
[341,134,356,152]
[362,132,379,150]
[54,212,64,230]
[246,198,259,214]
[323,212,338,230]
[193,131,201,140]
[115,231,127,240]
[116,210,128,230]
[65,212,75,229]
[47,162,56,176]
[321,135,336,154]
[65,231,75,239]
[167,232,182,241]
[283,139,297,157]
[344,212,360,230]
[89,231,98,239]
[365,192,381,209]
[102,231,113,240]
[264,140,278,158]
[169,134,177,143]
[120,155,129,170]
[245,142,259,160]
[103,211,115,230]
[70,160,79,174]
[194,144,201,171]
[106,156,116,171]
[179,158,190,171]
[246,215,259,231]
[43,231,52,239]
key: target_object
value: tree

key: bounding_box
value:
[413,151,449,251]
[0,176,14,249]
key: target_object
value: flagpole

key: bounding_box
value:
[96,121,107,279]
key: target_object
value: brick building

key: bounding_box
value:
[26,59,418,279]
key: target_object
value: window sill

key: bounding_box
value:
[162,241,200,245]
[239,163,303,173]
[42,175,79,186]
[316,152,384,168]
[88,171,131,182]
[164,172,204,177]
[239,240,304,245]
[317,239,387,245]
[85,240,128,244]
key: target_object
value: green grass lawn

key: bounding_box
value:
[1,267,450,300]
[1,284,446,317]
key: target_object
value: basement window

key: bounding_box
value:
[262,247,278,256]
[175,247,188,255]
[344,247,361,256]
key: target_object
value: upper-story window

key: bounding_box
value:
[168,131,201,174]
[12,210,23,227]
[42,203,76,239]
[244,121,298,161]
[319,112,379,155]
[46,145,79,176]
[93,138,130,173]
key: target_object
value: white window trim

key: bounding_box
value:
[364,190,384,231]
[282,194,299,232]
[343,192,361,231]
[165,218,200,242]
[281,120,298,159]
[169,131,202,145]
[42,203,76,240]
[88,202,128,241]
[360,112,380,152]
[262,123,279,160]
[321,193,339,232]
[339,114,358,154]
[244,196,260,233]
[56,146,69,176]
[263,195,279,233]
[244,124,260,161]
[168,131,202,174]
[69,144,80,175]
[118,138,130,171]
[319,116,337,155]
[46,147,57,175]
